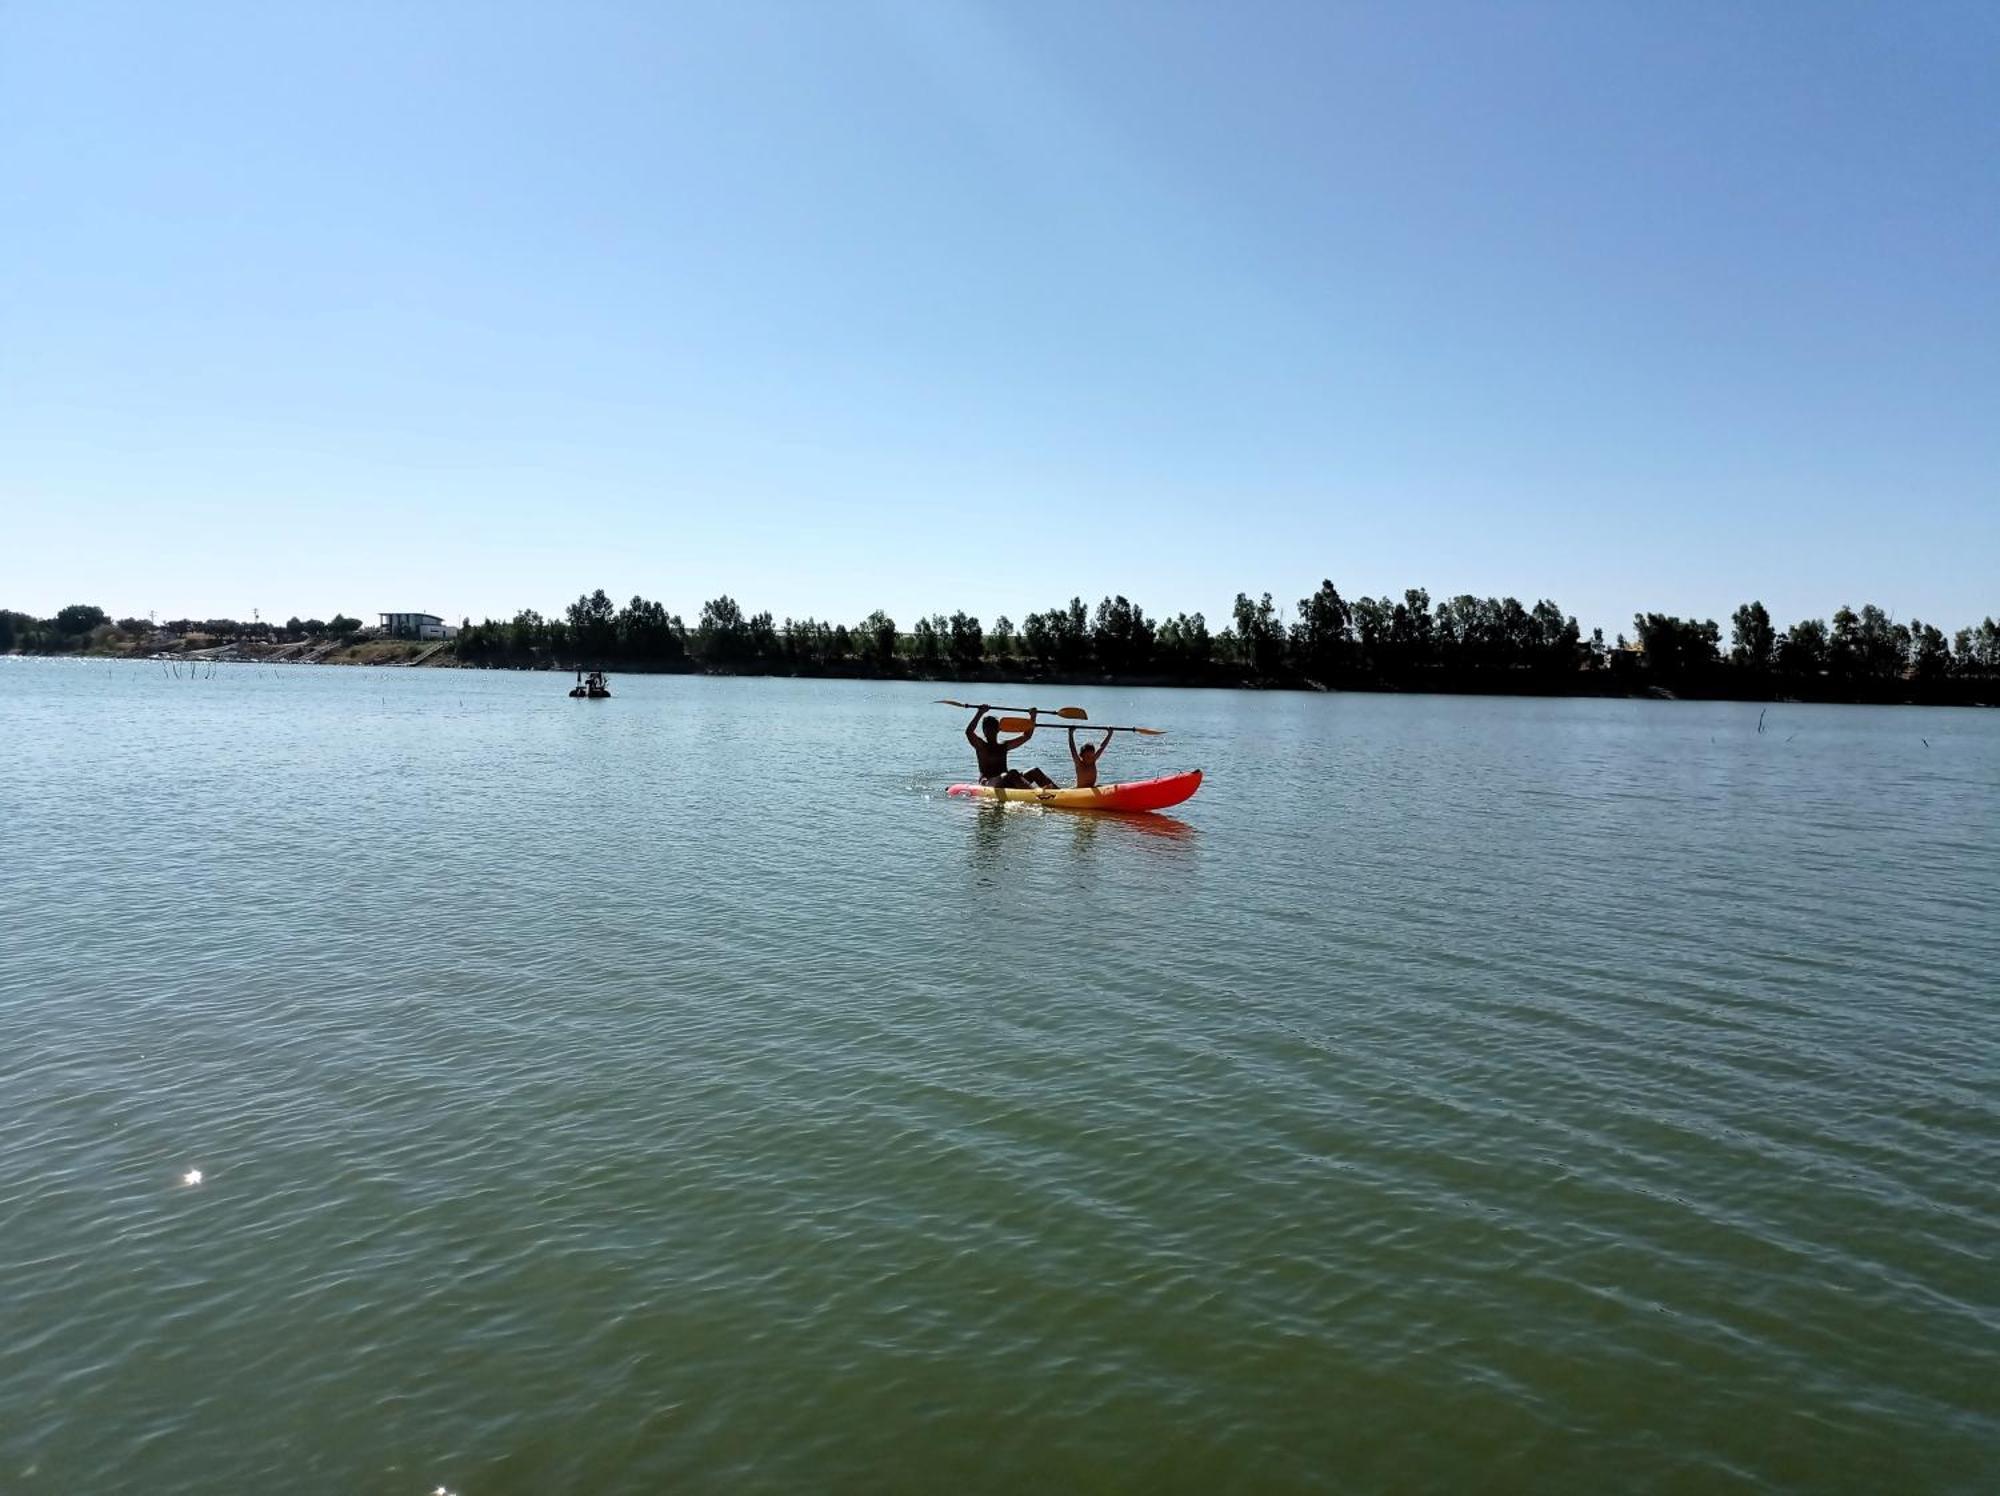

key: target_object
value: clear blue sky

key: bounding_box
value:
[3,0,1995,637]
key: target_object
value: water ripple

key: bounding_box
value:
[1,663,1996,1492]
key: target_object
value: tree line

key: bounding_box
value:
[7,587,1996,701]
[448,585,1998,700]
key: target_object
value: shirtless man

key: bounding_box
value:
[1068,726,1116,788]
[966,705,1057,789]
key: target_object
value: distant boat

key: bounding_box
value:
[569,668,611,699]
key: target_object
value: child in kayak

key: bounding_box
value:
[1068,726,1116,788]
[966,705,1057,789]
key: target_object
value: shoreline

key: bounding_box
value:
[9,643,1993,709]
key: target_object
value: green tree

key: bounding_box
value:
[859,610,897,667]
[1232,592,1285,675]
[1291,581,1350,680]
[1777,618,1827,674]
[1435,596,1495,667]
[1023,598,1090,670]
[54,603,109,635]
[1631,613,1721,678]
[910,615,944,668]
[1021,609,1054,662]
[694,596,748,664]
[1909,621,1951,681]
[1054,597,1090,669]
[566,589,617,660]
[1954,619,1998,675]
[1729,601,1776,670]
[947,611,984,672]
[1391,588,1435,665]
[1829,605,1861,675]
[804,620,837,663]
[780,617,829,667]
[1156,612,1211,671]
[1531,600,1580,669]
[505,609,546,656]
[1496,597,1535,665]
[617,596,684,663]
[1091,595,1155,674]
[1350,596,1391,667]
[1855,604,1907,678]
[327,614,361,638]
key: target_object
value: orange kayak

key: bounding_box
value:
[947,769,1202,812]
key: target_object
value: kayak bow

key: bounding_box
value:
[946,769,1202,813]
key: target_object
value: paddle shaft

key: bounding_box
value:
[936,699,1088,720]
[998,717,1164,735]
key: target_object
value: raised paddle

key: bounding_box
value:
[935,699,1089,720]
[998,717,1165,735]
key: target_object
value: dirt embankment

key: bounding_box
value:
[50,635,455,667]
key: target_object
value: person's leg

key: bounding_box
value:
[1023,767,1057,788]
[998,769,1032,788]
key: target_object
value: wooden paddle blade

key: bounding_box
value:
[996,716,1036,733]
[1054,706,1090,719]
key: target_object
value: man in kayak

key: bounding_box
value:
[966,705,1058,789]
[1067,726,1116,789]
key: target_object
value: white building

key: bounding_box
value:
[379,612,457,640]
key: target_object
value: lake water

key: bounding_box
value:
[2,658,1995,1493]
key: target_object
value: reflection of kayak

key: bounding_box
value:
[947,769,1202,812]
